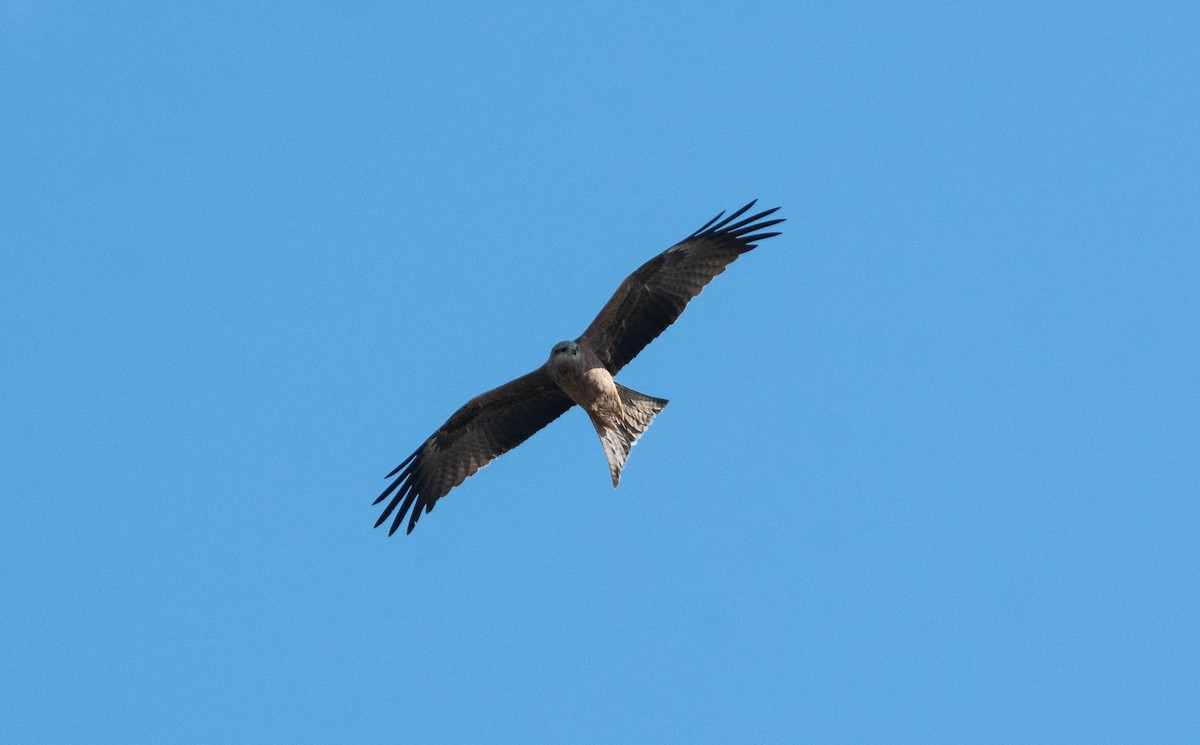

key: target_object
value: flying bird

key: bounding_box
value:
[374,200,784,535]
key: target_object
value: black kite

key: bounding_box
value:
[374,201,784,535]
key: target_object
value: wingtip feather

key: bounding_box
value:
[744,231,782,245]
[691,209,727,236]
[721,200,757,225]
[691,200,784,241]
[384,450,419,479]
[725,209,782,235]
[393,489,421,536]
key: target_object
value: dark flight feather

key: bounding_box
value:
[578,200,783,374]
[374,369,573,534]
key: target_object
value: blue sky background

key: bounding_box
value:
[3,1,1197,742]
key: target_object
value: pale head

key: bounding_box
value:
[550,340,580,360]
[547,340,583,376]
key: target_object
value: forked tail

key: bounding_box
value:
[590,384,669,488]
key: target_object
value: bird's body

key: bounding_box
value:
[373,201,784,535]
[544,341,614,413]
[545,339,669,488]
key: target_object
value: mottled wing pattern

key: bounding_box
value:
[374,369,574,535]
[578,201,784,375]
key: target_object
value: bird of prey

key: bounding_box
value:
[374,201,784,535]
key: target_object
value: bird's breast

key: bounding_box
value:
[547,358,618,413]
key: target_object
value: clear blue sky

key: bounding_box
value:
[3,2,1197,742]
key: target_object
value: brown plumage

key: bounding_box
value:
[374,201,783,535]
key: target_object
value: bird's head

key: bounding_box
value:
[549,340,581,368]
[550,340,579,358]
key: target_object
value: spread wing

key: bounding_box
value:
[374,368,573,535]
[577,200,784,374]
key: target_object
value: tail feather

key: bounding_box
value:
[590,384,669,488]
